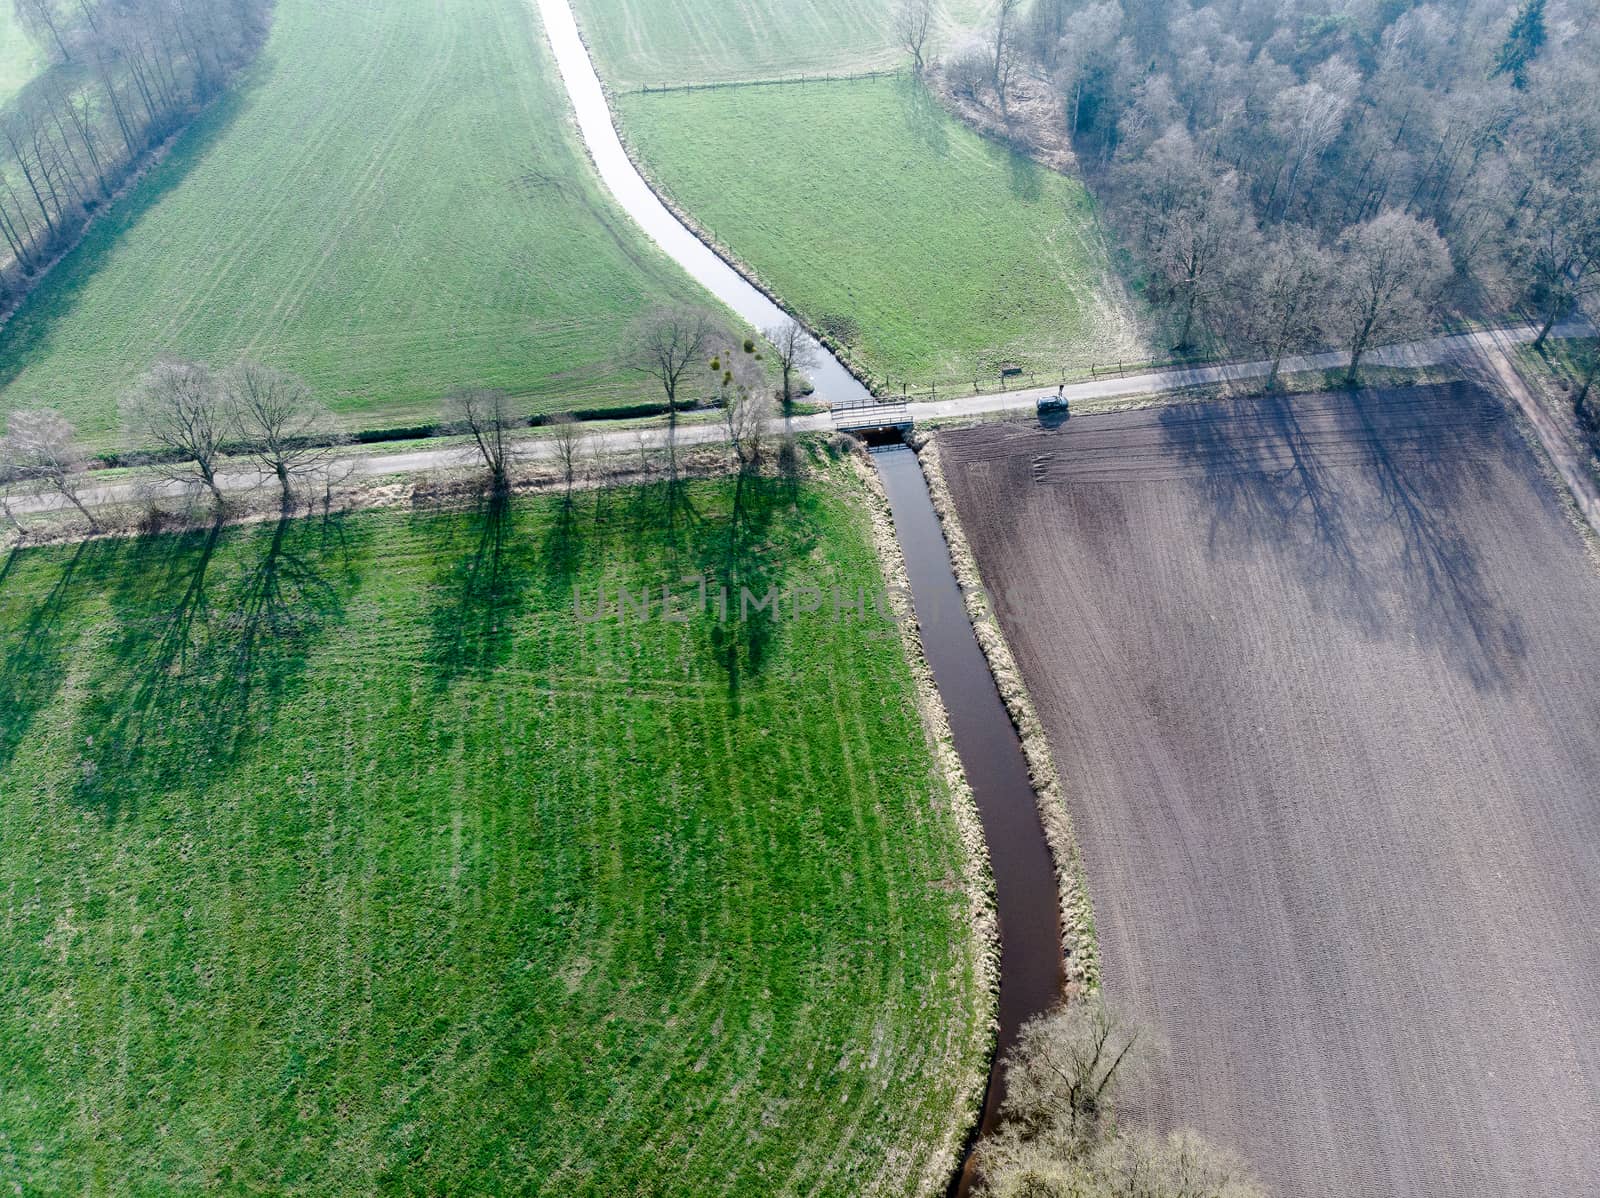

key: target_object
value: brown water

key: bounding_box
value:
[871,445,1066,1194]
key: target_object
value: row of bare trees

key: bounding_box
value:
[936,0,1599,371]
[3,309,819,532]
[0,0,272,302]
[449,309,807,496]
[0,357,338,534]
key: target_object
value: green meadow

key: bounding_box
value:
[618,76,1142,392]
[572,0,994,88]
[0,459,987,1194]
[0,0,716,447]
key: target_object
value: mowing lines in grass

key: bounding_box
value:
[0,462,986,1195]
[617,76,1145,393]
[572,0,995,89]
[0,0,718,447]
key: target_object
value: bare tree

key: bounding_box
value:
[894,0,934,73]
[1267,60,1358,220]
[1117,127,1250,350]
[445,389,521,491]
[716,342,772,472]
[764,319,818,415]
[548,413,584,495]
[0,0,273,291]
[947,45,991,105]
[587,428,618,488]
[1233,232,1333,387]
[631,307,716,478]
[1000,997,1141,1146]
[1330,210,1451,384]
[973,998,1265,1198]
[1516,164,1600,348]
[990,0,1023,114]
[223,360,340,508]
[122,358,231,507]
[1054,1,1122,137]
[0,408,98,529]
[1573,337,1600,414]
[0,459,23,534]
[13,0,72,63]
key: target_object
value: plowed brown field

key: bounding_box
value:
[938,383,1600,1198]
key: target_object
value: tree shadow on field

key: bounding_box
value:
[693,471,817,702]
[1158,383,1527,690]
[1348,387,1527,688]
[539,492,588,606]
[896,73,950,158]
[1003,143,1044,203]
[426,487,522,687]
[0,544,19,594]
[0,541,91,775]
[73,512,359,819]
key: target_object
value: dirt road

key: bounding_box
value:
[938,383,1600,1198]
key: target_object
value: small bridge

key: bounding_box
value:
[831,397,913,441]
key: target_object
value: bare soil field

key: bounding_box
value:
[937,383,1600,1198]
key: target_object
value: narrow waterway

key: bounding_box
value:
[534,0,866,404]
[873,446,1065,1195]
[535,1,1066,1188]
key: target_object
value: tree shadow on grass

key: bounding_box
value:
[895,71,950,159]
[72,511,360,819]
[0,541,91,775]
[0,544,19,594]
[425,486,534,688]
[538,492,588,607]
[1004,142,1044,203]
[1156,383,1527,690]
[693,470,819,702]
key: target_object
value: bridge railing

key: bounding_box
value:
[832,398,911,432]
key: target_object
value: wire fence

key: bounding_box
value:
[861,350,1229,404]
[632,68,904,96]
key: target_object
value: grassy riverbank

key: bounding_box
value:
[617,76,1143,392]
[0,0,715,448]
[0,459,987,1194]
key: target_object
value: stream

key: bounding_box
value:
[535,1,1066,1189]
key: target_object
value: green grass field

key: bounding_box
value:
[617,76,1143,391]
[572,0,992,88]
[0,460,986,1194]
[0,0,718,448]
[0,6,45,106]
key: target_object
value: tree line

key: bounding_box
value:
[0,308,816,534]
[0,0,273,307]
[915,0,1599,373]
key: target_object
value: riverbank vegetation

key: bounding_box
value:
[944,0,1599,362]
[618,76,1144,393]
[0,455,987,1193]
[0,0,718,448]
[973,1000,1264,1198]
